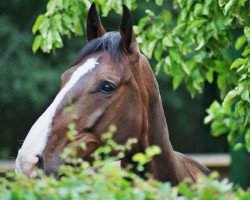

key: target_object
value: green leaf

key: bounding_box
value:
[195,39,205,51]
[143,39,157,58]
[161,10,172,25]
[181,63,190,75]
[245,129,250,152]
[241,90,250,102]
[46,0,57,15]
[212,121,228,136]
[218,0,227,7]
[178,182,194,198]
[145,146,161,157]
[39,18,50,38]
[233,143,244,151]
[204,114,214,124]
[173,23,186,34]
[242,46,250,56]
[206,69,214,83]
[44,31,53,52]
[230,58,246,69]
[244,27,250,42]
[52,30,63,48]
[194,3,203,16]
[132,153,149,165]
[32,14,46,34]
[32,35,43,53]
[173,75,182,90]
[235,35,247,50]
[155,0,164,6]
[162,35,174,47]
[154,43,163,61]
[222,89,238,110]
[224,0,235,14]
[145,9,155,17]
[169,48,181,63]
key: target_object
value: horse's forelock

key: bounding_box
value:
[70,32,125,67]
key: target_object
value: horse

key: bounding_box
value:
[15,3,210,185]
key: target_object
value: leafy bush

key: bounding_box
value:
[1,126,250,200]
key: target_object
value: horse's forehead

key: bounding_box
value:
[92,53,131,80]
[98,53,124,70]
[62,52,137,89]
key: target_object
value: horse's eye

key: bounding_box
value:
[98,82,116,94]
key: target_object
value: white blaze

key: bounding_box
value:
[16,58,98,176]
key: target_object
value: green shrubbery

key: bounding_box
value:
[1,126,250,200]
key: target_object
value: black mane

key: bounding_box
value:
[69,32,124,67]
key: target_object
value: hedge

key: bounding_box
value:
[1,126,249,200]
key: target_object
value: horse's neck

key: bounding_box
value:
[143,91,182,184]
[121,57,207,184]
[122,57,185,184]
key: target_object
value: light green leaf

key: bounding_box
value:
[32,35,43,53]
[154,43,163,61]
[169,48,181,63]
[155,0,164,6]
[181,63,190,75]
[222,89,238,110]
[145,9,155,17]
[230,58,246,69]
[224,0,235,14]
[242,46,250,56]
[244,27,250,42]
[161,10,172,25]
[212,121,228,136]
[162,36,174,47]
[32,14,46,34]
[132,153,149,165]
[195,39,205,51]
[194,3,202,16]
[173,75,182,90]
[206,69,214,83]
[218,0,227,7]
[204,114,214,124]
[145,146,161,157]
[233,143,244,151]
[241,90,250,102]
[245,129,250,152]
[235,35,247,50]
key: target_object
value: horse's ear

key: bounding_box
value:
[86,3,106,41]
[119,4,138,53]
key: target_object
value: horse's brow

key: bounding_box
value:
[96,73,121,84]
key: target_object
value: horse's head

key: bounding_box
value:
[16,4,157,177]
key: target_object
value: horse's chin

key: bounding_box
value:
[40,157,63,177]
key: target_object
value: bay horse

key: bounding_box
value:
[15,3,210,185]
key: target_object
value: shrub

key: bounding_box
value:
[1,126,250,200]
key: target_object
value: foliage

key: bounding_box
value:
[32,0,250,151]
[31,0,137,53]
[1,126,250,199]
[0,15,65,156]
[135,0,250,151]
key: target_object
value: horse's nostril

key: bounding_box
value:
[37,155,44,170]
